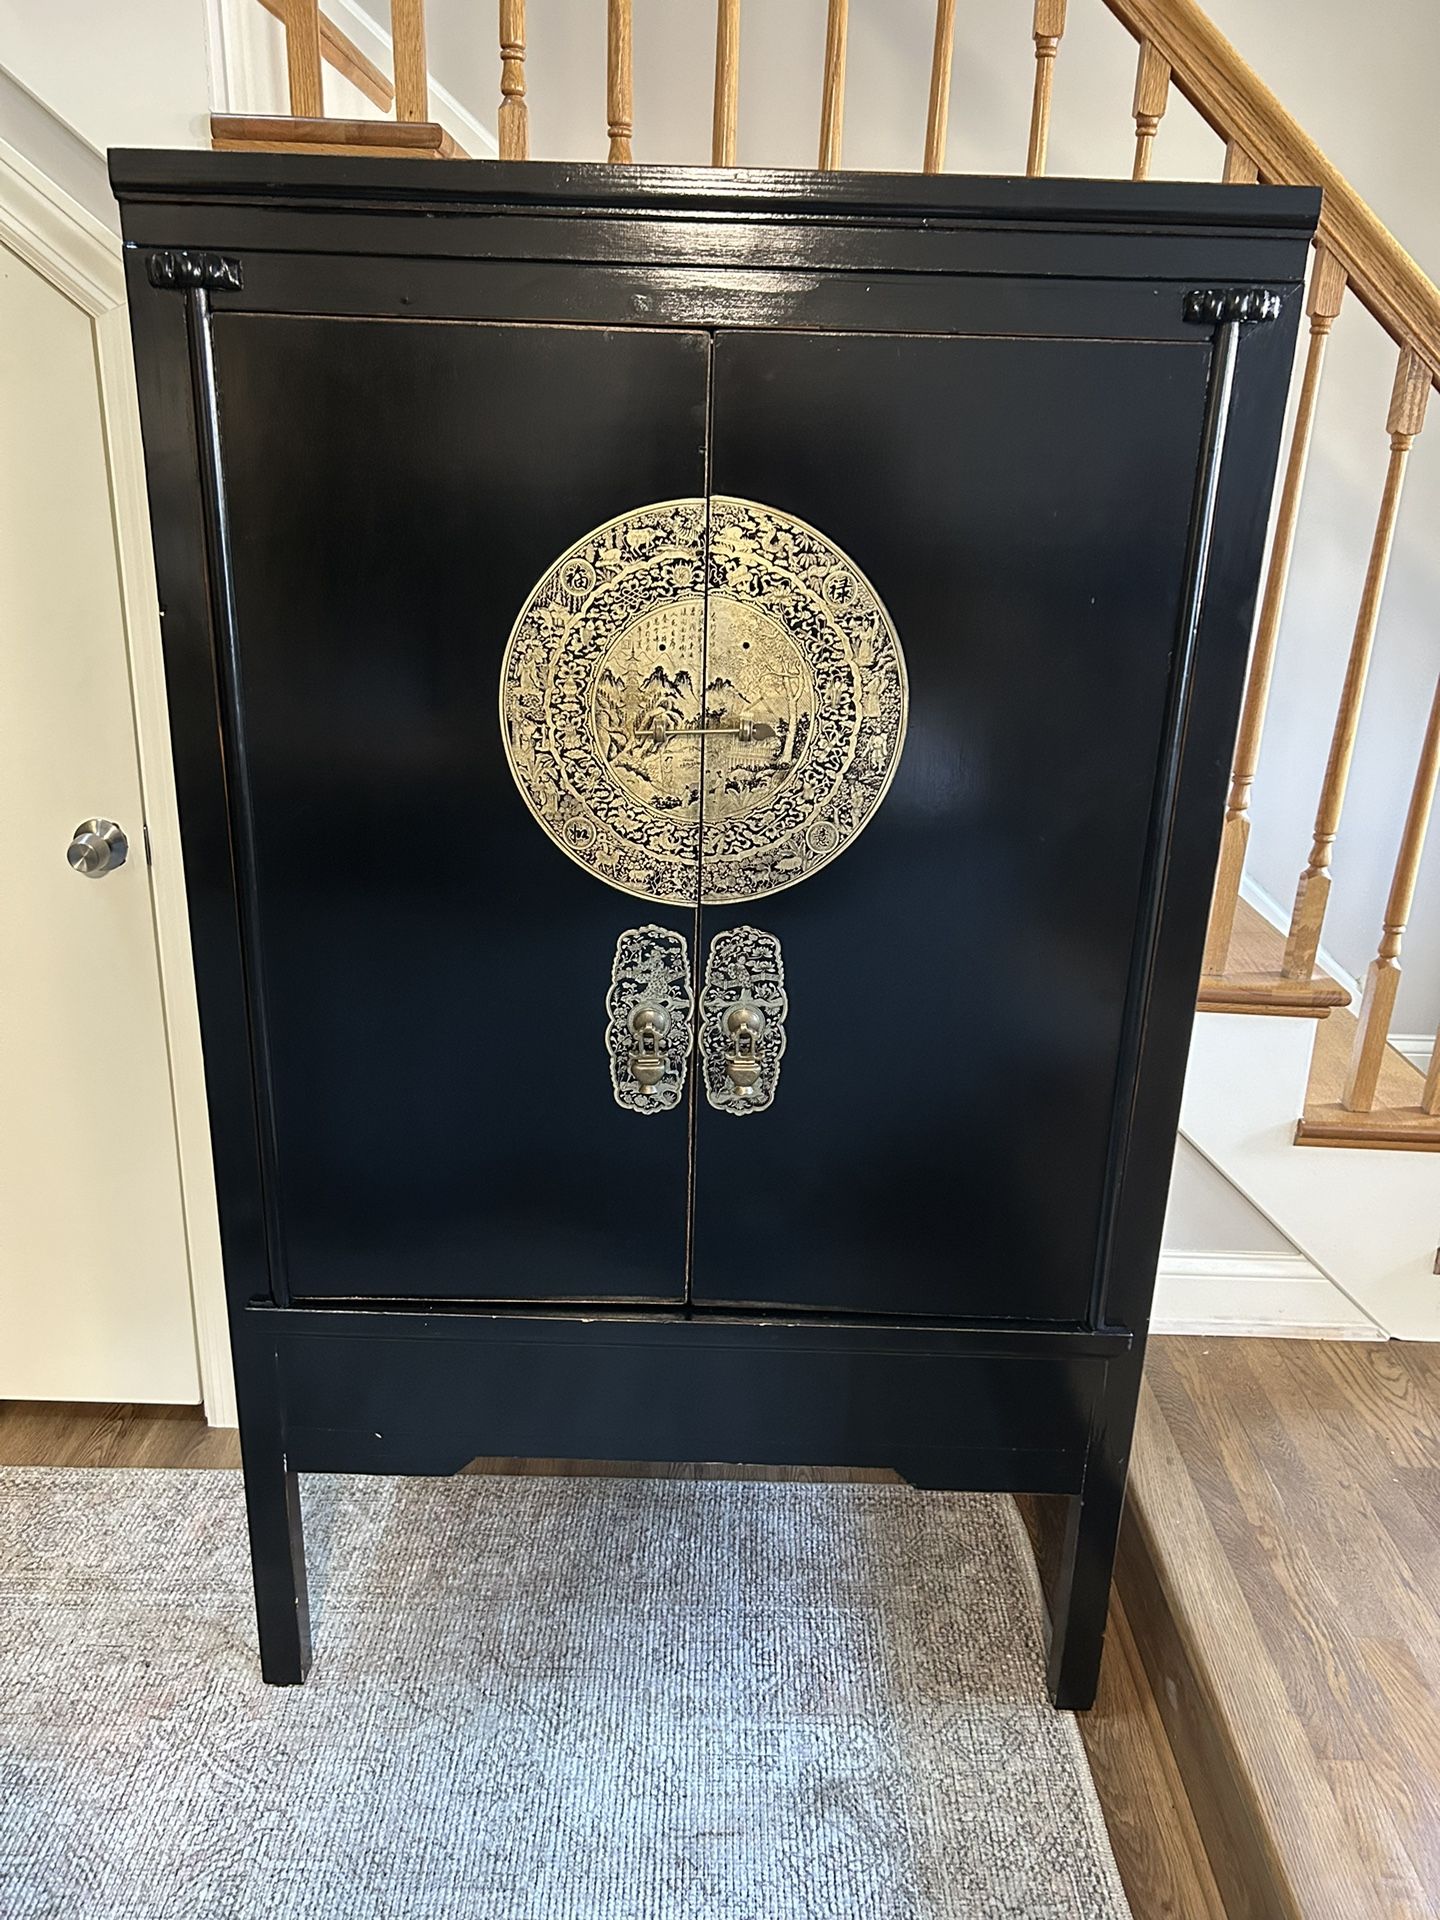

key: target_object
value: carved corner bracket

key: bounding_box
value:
[146,250,245,293]
[1183,287,1283,326]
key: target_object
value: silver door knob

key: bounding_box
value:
[67,819,128,877]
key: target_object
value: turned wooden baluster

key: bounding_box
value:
[284,0,324,117]
[498,0,528,159]
[390,0,428,123]
[1026,0,1066,177]
[1344,672,1440,1110]
[818,0,849,170]
[1202,246,1347,974]
[924,0,957,173]
[608,0,634,162]
[1130,40,1170,181]
[1283,346,1431,979]
[712,0,741,166]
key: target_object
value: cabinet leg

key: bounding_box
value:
[234,1331,312,1685]
[1045,1361,1141,1711]
[242,1457,312,1685]
[1045,1474,1123,1709]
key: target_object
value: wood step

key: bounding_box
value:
[1200,898,1439,1150]
[1113,1338,1440,1920]
[1297,1005,1440,1150]
[1197,897,1351,1018]
[210,114,465,158]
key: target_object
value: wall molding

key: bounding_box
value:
[1153,1249,1383,1340]
[0,137,236,1426]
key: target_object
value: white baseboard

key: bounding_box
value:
[1152,1250,1384,1339]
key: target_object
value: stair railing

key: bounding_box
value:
[222,0,1440,1130]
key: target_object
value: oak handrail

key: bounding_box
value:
[1099,0,1440,382]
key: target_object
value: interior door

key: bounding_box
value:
[212,317,708,1303]
[0,238,198,1400]
[690,328,1214,1321]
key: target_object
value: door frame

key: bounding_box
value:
[0,138,234,1424]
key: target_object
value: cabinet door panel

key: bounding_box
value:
[692,329,1210,1321]
[214,316,708,1302]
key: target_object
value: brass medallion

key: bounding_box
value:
[501,497,907,905]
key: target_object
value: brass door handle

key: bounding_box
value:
[629,1004,670,1088]
[701,928,787,1114]
[723,1002,765,1094]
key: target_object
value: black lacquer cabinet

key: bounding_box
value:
[111,153,1316,1708]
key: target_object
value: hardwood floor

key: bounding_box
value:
[1133,1338,1440,1920]
[9,1338,1435,1919]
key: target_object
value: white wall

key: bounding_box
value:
[1163,1138,1292,1252]
[0,0,214,153]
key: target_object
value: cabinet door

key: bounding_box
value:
[691,328,1211,1321]
[213,317,708,1302]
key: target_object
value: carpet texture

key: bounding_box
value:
[0,1469,1129,1919]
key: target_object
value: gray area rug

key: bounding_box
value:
[0,1469,1129,1919]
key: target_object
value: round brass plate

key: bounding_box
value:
[500,496,908,905]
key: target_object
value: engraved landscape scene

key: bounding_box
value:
[502,496,907,905]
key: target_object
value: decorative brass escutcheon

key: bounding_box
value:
[700,928,787,1115]
[605,926,693,1114]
